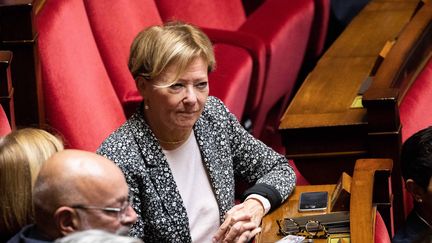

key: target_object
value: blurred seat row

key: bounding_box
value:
[20,0,329,151]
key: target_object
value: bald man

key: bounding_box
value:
[7,150,137,243]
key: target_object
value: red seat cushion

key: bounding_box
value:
[36,0,126,151]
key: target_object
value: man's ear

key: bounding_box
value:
[406,179,425,203]
[54,207,81,236]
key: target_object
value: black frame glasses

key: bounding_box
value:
[71,195,134,221]
[277,218,329,239]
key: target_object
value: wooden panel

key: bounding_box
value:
[0,0,42,127]
[350,159,393,242]
[0,50,15,128]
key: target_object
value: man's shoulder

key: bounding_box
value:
[392,211,429,243]
[7,225,52,243]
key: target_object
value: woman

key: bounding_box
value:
[98,22,296,243]
[0,128,64,241]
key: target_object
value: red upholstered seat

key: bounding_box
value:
[400,58,432,142]
[155,0,314,138]
[36,0,126,151]
[84,0,253,119]
[0,104,11,137]
[399,57,432,217]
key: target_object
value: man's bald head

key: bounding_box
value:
[34,149,126,207]
[32,149,135,239]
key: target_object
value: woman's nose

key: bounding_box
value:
[183,85,198,103]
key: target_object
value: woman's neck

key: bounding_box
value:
[143,109,192,149]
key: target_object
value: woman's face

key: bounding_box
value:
[139,57,209,134]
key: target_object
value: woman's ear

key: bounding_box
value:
[136,76,148,95]
[54,206,81,236]
[406,179,425,203]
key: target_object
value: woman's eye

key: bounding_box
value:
[196,82,208,89]
[169,83,184,90]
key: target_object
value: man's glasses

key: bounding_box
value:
[71,195,134,222]
[277,218,329,239]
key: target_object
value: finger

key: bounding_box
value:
[214,206,250,241]
[223,221,258,242]
[233,227,262,243]
[235,231,250,243]
[226,203,244,215]
[249,227,262,238]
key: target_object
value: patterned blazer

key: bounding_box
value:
[97,96,296,242]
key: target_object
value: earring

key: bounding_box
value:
[144,104,149,110]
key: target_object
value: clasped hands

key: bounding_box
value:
[213,198,265,243]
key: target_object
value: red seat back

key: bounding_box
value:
[156,0,314,137]
[0,104,11,136]
[308,0,330,60]
[400,58,432,142]
[84,0,163,115]
[156,0,246,31]
[85,0,252,120]
[36,0,126,151]
[399,57,432,217]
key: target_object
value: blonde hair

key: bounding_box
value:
[0,128,63,237]
[128,21,215,84]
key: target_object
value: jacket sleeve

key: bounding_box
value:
[212,98,296,211]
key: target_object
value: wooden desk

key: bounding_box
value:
[279,0,418,183]
[255,185,340,243]
[279,0,424,230]
[256,158,392,243]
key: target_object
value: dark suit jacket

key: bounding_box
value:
[7,225,52,243]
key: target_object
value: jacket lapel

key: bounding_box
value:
[130,113,191,237]
[194,116,234,222]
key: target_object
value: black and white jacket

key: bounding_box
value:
[97,96,296,242]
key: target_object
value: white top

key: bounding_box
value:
[163,132,220,242]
